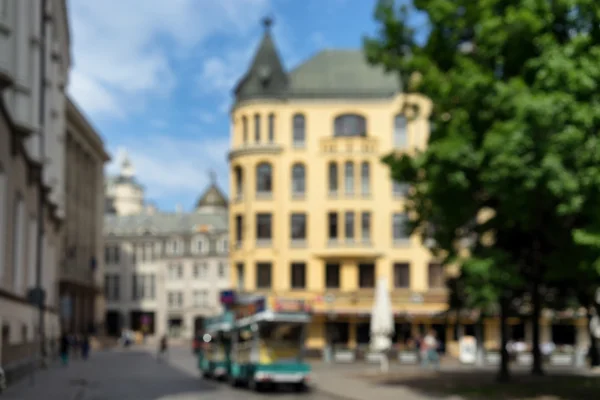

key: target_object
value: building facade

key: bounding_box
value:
[228,21,591,359]
[103,159,230,339]
[0,0,70,374]
[60,98,110,336]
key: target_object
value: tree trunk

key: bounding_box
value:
[498,296,510,382]
[475,315,484,366]
[531,281,544,375]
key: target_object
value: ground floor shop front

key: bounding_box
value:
[303,312,591,363]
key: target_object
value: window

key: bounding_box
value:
[256,213,272,243]
[290,213,307,242]
[328,212,338,241]
[267,113,275,143]
[144,243,153,261]
[344,211,354,241]
[0,167,5,278]
[393,180,409,197]
[219,238,228,253]
[291,163,305,195]
[193,236,207,254]
[256,262,272,289]
[149,275,156,299]
[167,239,183,255]
[290,263,306,289]
[218,262,226,278]
[104,275,120,301]
[325,263,340,288]
[292,113,305,146]
[334,114,367,137]
[394,263,410,288]
[168,291,184,308]
[242,116,248,144]
[193,290,208,307]
[235,215,243,245]
[193,263,201,278]
[328,162,338,194]
[27,217,37,287]
[132,274,154,300]
[361,162,370,196]
[168,263,183,280]
[358,263,375,288]
[344,161,354,195]
[12,194,25,290]
[394,114,408,148]
[236,262,244,290]
[428,263,445,288]
[392,213,410,242]
[131,246,137,264]
[234,166,243,200]
[153,242,161,259]
[256,162,273,194]
[361,212,371,243]
[254,113,261,142]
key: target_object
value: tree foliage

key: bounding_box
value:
[365,0,600,376]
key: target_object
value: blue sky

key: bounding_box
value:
[67,0,418,211]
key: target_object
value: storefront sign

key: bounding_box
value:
[274,298,308,313]
[220,290,236,305]
[233,298,265,319]
[459,336,477,364]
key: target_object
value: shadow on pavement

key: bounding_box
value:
[367,370,600,400]
[2,348,221,400]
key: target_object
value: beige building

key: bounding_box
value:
[60,98,110,336]
[228,20,590,362]
[104,160,230,339]
[0,0,70,378]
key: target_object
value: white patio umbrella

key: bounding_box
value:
[370,277,395,372]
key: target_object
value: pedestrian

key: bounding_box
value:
[59,332,70,366]
[81,334,90,360]
[158,334,168,362]
[422,330,440,369]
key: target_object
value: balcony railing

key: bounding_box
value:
[228,143,283,160]
[320,137,379,154]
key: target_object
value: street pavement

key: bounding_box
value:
[1,344,338,400]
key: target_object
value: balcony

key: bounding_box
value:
[320,137,379,154]
[228,143,283,160]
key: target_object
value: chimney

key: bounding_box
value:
[175,204,183,213]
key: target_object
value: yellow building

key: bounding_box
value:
[227,20,588,360]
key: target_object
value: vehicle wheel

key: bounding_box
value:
[228,374,239,388]
[248,379,262,392]
[202,371,210,379]
[294,382,307,392]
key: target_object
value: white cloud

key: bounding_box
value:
[106,134,230,205]
[68,0,272,117]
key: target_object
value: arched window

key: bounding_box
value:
[334,114,367,137]
[361,162,370,195]
[254,113,261,142]
[291,163,306,195]
[328,162,338,194]
[394,114,407,148]
[242,116,248,144]
[268,113,275,143]
[234,166,243,200]
[344,161,354,195]
[256,162,273,193]
[292,113,305,146]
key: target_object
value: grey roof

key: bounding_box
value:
[104,211,228,236]
[195,183,228,209]
[233,23,401,104]
[288,50,400,98]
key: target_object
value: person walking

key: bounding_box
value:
[422,330,440,369]
[59,332,70,366]
[81,334,91,360]
[158,335,168,362]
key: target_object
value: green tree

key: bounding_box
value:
[365,0,600,379]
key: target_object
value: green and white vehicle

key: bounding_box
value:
[227,294,312,392]
[198,312,233,380]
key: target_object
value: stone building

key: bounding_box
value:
[103,159,229,339]
[60,98,110,336]
[0,0,70,377]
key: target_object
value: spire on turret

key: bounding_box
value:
[233,16,288,103]
[120,151,135,178]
